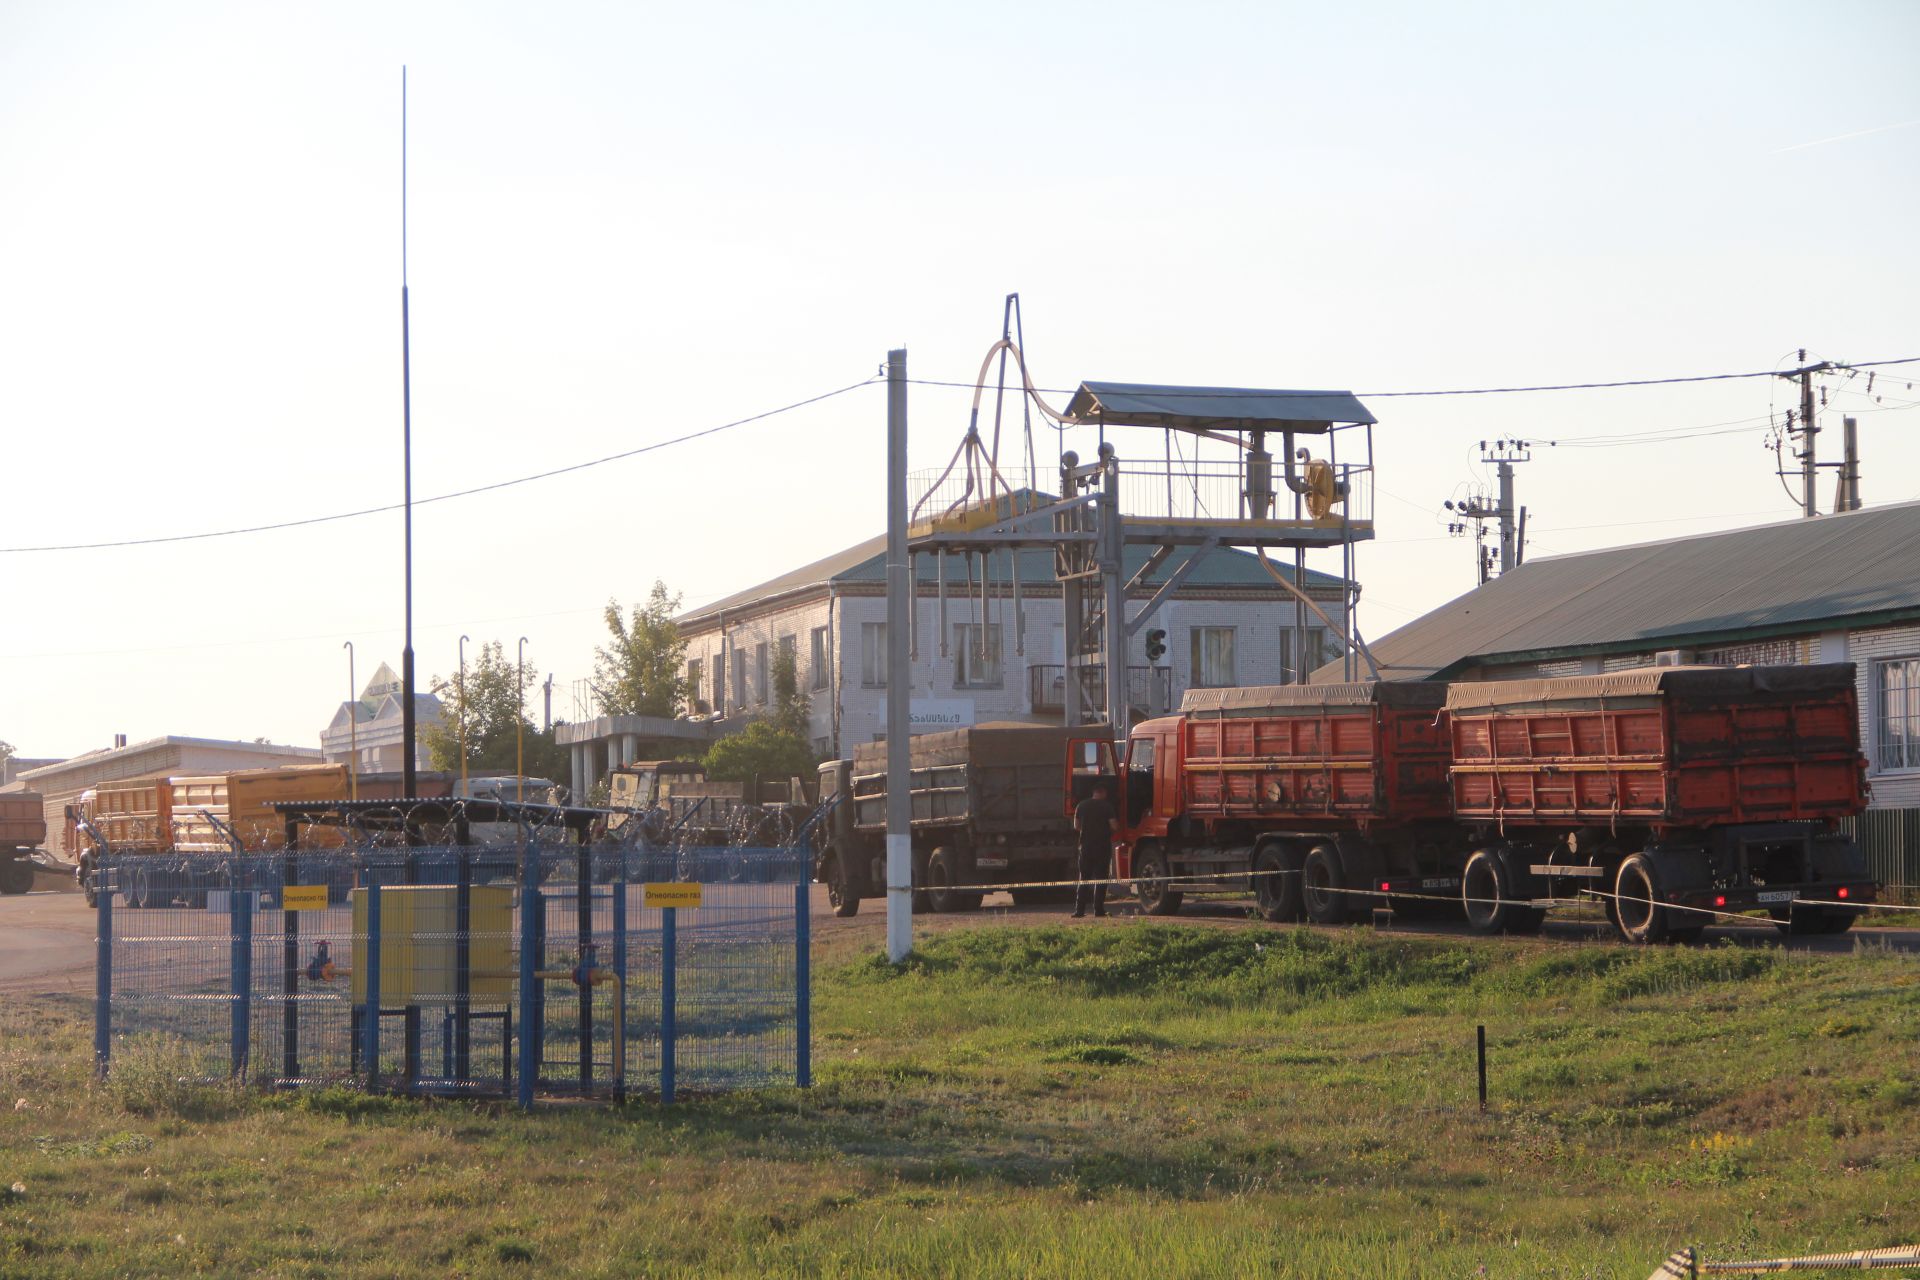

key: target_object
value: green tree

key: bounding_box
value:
[702,721,816,786]
[770,644,811,738]
[427,641,569,783]
[593,581,689,717]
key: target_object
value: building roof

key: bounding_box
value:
[1353,500,1920,681]
[679,524,1347,628]
[1063,382,1376,433]
[18,736,323,784]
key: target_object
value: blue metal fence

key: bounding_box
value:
[94,843,810,1106]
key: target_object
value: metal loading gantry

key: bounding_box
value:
[908,352,1381,737]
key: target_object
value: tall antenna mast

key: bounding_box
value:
[400,67,418,801]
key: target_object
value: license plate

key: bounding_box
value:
[1757,890,1797,904]
[975,857,1008,869]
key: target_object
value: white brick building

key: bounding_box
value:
[1347,500,1920,883]
[678,534,1349,760]
[318,661,444,775]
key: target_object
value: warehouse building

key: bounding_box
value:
[1343,500,1920,886]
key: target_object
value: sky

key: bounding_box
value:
[2,0,1916,760]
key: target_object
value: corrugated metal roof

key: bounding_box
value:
[1064,382,1376,432]
[1350,500,1920,681]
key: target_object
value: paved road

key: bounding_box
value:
[0,891,96,997]
[4,884,1913,995]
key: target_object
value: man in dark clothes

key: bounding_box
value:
[1072,782,1115,918]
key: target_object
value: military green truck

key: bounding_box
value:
[816,724,1082,917]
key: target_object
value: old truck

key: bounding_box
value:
[1,792,46,895]
[605,760,812,846]
[817,723,1081,916]
[70,765,455,907]
[1069,681,1458,922]
[1074,665,1875,942]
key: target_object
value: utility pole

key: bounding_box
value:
[1837,416,1862,512]
[1445,438,1529,588]
[1773,349,1835,520]
[884,348,912,965]
[1799,352,1818,519]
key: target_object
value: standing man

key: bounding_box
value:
[1072,781,1114,919]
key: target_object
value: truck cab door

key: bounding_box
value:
[1064,737,1119,817]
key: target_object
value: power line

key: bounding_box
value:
[904,355,1920,401]
[0,377,880,554]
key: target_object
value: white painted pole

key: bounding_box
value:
[885,348,913,964]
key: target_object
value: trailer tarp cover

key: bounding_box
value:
[1181,681,1448,716]
[851,722,1079,773]
[1445,663,1857,712]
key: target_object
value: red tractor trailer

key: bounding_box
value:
[1068,664,1876,942]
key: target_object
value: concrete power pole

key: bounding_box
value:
[1837,416,1862,512]
[1798,354,1819,519]
[1446,438,1530,586]
[884,348,912,965]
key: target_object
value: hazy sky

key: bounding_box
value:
[3,0,1916,759]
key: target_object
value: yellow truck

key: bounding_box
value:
[1,792,45,895]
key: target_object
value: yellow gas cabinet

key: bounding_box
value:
[350,885,515,1003]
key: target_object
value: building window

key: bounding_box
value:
[954,623,1003,689]
[1190,627,1236,688]
[810,626,830,690]
[731,648,747,713]
[686,658,703,711]
[755,642,770,705]
[1279,627,1332,682]
[861,622,888,688]
[1875,657,1920,772]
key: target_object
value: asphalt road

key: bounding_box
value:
[3,884,1913,996]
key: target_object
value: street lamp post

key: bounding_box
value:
[342,641,358,800]
[457,634,471,794]
[516,637,529,803]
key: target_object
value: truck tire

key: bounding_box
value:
[822,849,859,918]
[926,847,981,913]
[1132,844,1183,916]
[78,858,97,909]
[1253,844,1302,922]
[1612,854,1673,944]
[1462,848,1542,935]
[0,858,33,896]
[1301,844,1350,925]
[123,864,150,910]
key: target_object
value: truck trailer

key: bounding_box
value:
[817,723,1082,916]
[1071,665,1875,942]
[1,792,45,895]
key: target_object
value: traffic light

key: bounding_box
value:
[1145,628,1167,662]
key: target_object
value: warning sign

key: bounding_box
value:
[282,885,330,912]
[644,882,704,910]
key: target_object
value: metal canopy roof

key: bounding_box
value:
[1064,382,1377,433]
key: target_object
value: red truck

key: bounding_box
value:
[1070,664,1875,942]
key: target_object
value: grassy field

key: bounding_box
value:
[2,923,1918,1278]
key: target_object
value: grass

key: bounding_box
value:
[2,924,1918,1277]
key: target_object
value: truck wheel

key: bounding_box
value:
[1462,848,1528,935]
[1301,845,1350,925]
[1132,845,1183,916]
[123,864,149,910]
[1253,845,1302,922]
[925,848,980,913]
[79,859,98,909]
[823,850,859,918]
[0,858,33,895]
[1612,854,1672,944]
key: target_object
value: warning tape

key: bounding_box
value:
[901,866,1915,924]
